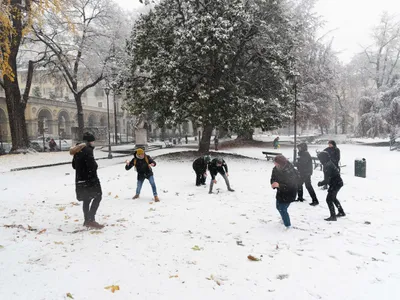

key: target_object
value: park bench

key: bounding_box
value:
[262,151,282,161]
[311,156,323,170]
[164,141,173,148]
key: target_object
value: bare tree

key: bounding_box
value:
[32,0,127,139]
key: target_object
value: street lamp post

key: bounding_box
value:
[288,73,300,164]
[104,87,113,159]
[293,80,298,164]
[113,90,118,145]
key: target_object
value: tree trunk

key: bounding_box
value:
[4,76,30,152]
[236,128,254,140]
[320,125,324,135]
[198,124,213,153]
[74,94,85,140]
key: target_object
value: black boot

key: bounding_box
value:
[325,201,337,221]
[309,201,319,206]
[336,211,346,217]
[324,216,337,221]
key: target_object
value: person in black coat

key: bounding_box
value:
[324,140,341,168]
[271,155,298,228]
[296,143,319,206]
[125,148,159,202]
[208,157,234,194]
[70,132,103,229]
[192,155,211,186]
[317,151,346,221]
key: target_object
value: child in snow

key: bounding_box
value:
[192,155,211,186]
[125,148,159,202]
[208,157,234,194]
[273,136,280,149]
[317,151,345,221]
[270,155,298,228]
[70,132,104,229]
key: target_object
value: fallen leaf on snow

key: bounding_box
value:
[66,292,74,299]
[206,274,222,286]
[104,285,120,293]
[38,229,47,235]
[247,255,261,261]
[54,241,64,245]
[0,245,4,249]
[64,215,71,220]
[114,195,119,199]
[58,207,66,212]
[108,192,112,196]
[70,202,79,206]
[149,208,156,212]
[169,275,179,278]
[192,245,203,251]
[276,274,289,280]
[74,220,79,222]
[90,231,103,235]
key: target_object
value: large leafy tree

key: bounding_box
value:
[124,0,298,152]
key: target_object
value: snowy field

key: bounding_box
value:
[0,144,399,299]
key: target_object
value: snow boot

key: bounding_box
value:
[309,201,319,206]
[228,188,235,192]
[336,211,346,217]
[154,196,160,202]
[85,221,104,229]
[324,216,337,221]
[132,194,140,199]
[296,198,305,202]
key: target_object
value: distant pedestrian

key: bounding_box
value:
[125,148,160,202]
[193,155,211,186]
[317,151,346,221]
[273,136,280,149]
[185,135,188,144]
[49,138,57,151]
[214,136,219,151]
[270,155,298,228]
[296,143,319,206]
[208,158,234,194]
[70,132,104,229]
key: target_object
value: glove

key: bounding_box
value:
[317,181,323,187]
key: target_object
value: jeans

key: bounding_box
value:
[276,200,291,227]
[298,175,318,203]
[136,175,158,196]
[209,173,232,192]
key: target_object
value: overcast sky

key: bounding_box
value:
[115,0,400,64]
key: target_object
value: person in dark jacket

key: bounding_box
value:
[70,132,104,229]
[125,148,159,202]
[321,140,341,189]
[296,143,319,206]
[271,155,298,228]
[208,157,234,194]
[317,151,346,221]
[193,155,211,186]
[273,136,280,149]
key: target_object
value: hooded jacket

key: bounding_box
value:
[318,151,343,189]
[270,162,298,203]
[208,158,228,179]
[296,143,313,177]
[324,140,341,167]
[193,157,208,173]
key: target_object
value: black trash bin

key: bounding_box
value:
[355,158,366,178]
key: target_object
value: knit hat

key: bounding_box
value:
[136,148,144,155]
[82,132,95,142]
[297,142,308,151]
[204,155,211,163]
[274,155,288,167]
[328,140,337,148]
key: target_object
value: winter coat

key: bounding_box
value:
[208,158,228,179]
[270,162,298,203]
[324,143,340,167]
[71,143,101,201]
[193,157,208,174]
[319,161,343,191]
[296,150,313,177]
[125,152,156,181]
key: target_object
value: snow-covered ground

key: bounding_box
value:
[0,144,399,299]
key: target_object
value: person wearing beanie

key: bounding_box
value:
[192,155,211,186]
[295,143,319,206]
[270,155,298,228]
[70,132,104,229]
[125,148,159,202]
[317,151,346,221]
[324,140,341,168]
[208,157,234,194]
